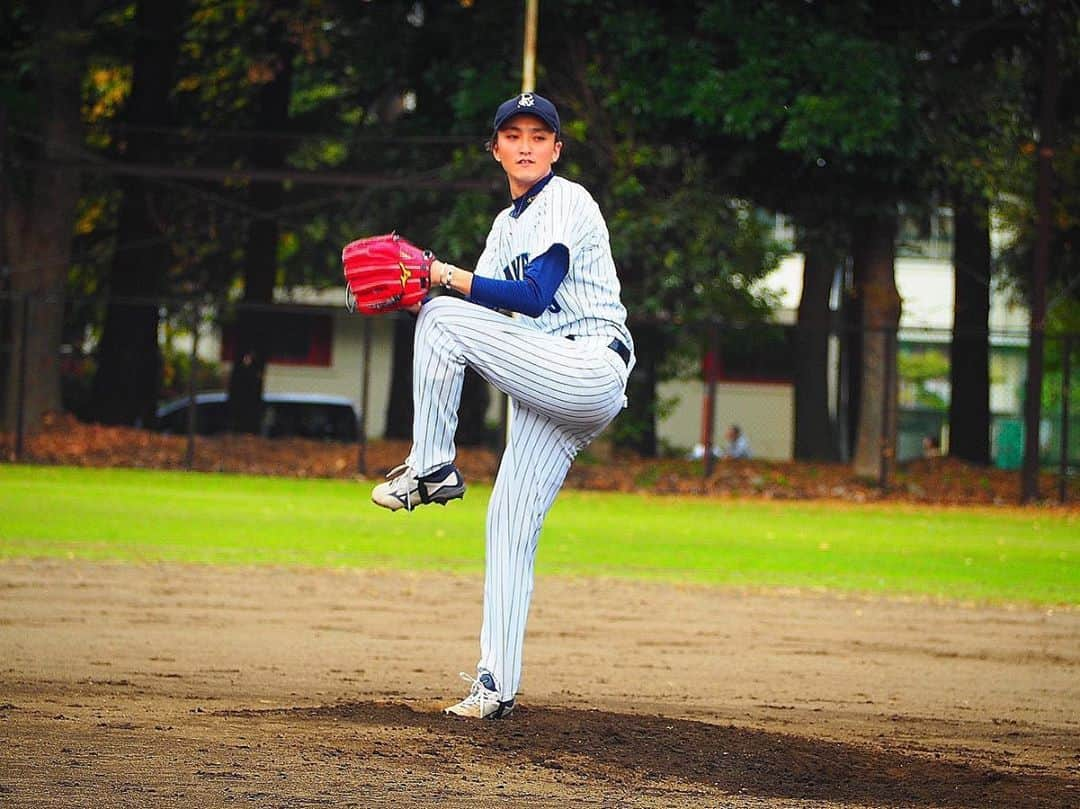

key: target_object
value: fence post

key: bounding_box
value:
[13,293,30,461]
[1060,335,1072,504]
[357,316,371,477]
[184,301,199,470]
[878,326,897,491]
[702,320,719,477]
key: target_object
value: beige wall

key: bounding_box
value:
[262,313,395,438]
[657,379,794,461]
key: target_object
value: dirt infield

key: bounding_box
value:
[1,559,1077,808]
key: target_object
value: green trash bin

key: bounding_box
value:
[995,419,1024,470]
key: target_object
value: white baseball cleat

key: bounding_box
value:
[371,462,465,511]
[444,672,516,720]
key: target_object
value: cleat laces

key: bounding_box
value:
[383,462,419,511]
[457,671,496,713]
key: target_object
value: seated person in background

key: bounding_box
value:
[688,442,720,460]
[922,434,942,458]
[722,424,751,459]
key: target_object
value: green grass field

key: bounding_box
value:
[1,464,1076,605]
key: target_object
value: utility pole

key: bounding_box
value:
[505,0,541,446]
[522,0,538,93]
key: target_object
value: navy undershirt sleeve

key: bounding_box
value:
[468,244,570,317]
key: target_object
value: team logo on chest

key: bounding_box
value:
[503,254,530,282]
[502,253,562,314]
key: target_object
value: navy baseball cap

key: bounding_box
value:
[493,92,560,136]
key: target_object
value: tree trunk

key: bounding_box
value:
[91,0,187,426]
[794,230,842,461]
[227,19,294,434]
[2,0,100,434]
[851,209,901,481]
[948,189,992,464]
[383,315,415,440]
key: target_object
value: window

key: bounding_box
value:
[711,324,795,383]
[221,311,332,367]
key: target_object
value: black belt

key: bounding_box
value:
[566,335,631,367]
[608,338,631,366]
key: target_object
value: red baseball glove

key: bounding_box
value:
[342,233,434,315]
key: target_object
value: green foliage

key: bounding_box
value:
[15,0,1076,452]
[701,11,915,165]
[606,391,680,449]
[159,326,226,402]
[899,347,951,412]
[996,130,1080,304]
[932,1,1080,307]
[535,2,787,332]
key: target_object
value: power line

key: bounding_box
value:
[5,124,494,272]
[49,158,494,191]
[97,122,483,146]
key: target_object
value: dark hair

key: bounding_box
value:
[485,127,563,154]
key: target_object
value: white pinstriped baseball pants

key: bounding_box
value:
[409,297,630,700]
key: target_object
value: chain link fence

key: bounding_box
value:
[1,291,1077,502]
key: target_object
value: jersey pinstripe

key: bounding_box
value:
[406,174,633,706]
[409,297,629,702]
[474,175,634,357]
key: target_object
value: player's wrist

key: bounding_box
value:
[435,260,460,290]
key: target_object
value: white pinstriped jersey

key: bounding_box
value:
[473,175,634,359]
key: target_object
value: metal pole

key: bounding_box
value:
[878,326,896,491]
[1060,336,1072,504]
[1022,0,1059,502]
[184,302,199,470]
[13,293,29,461]
[522,0,539,93]
[503,0,541,449]
[703,322,719,477]
[357,316,372,477]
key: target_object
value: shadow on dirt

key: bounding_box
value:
[224,700,1075,808]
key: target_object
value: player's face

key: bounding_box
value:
[493,114,562,197]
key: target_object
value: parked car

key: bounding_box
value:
[155,392,360,442]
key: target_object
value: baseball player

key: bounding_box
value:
[372,92,634,719]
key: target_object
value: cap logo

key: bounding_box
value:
[518,93,535,108]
